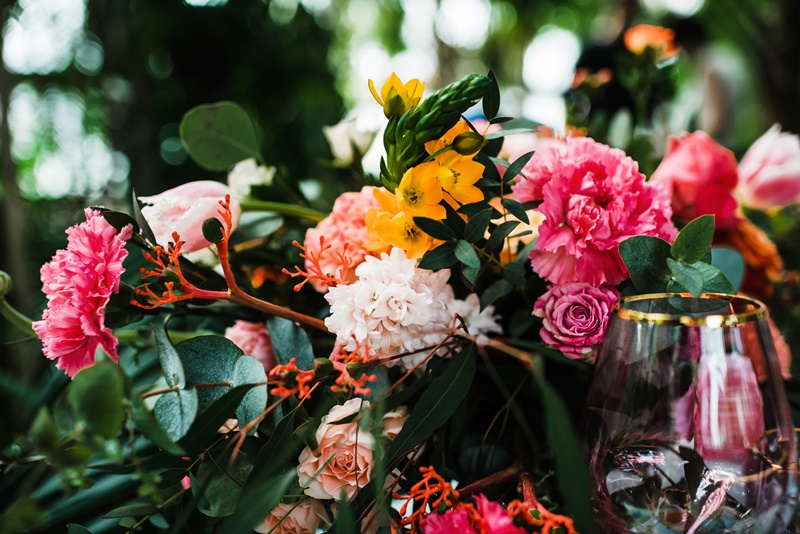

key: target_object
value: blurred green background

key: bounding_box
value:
[0,0,797,434]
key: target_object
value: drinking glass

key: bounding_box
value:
[582,293,798,533]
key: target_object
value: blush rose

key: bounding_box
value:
[737,124,800,210]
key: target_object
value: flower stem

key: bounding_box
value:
[114,329,211,345]
[239,200,326,222]
[0,296,34,336]
[228,289,328,333]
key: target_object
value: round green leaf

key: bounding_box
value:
[179,101,261,172]
[67,363,125,440]
[154,389,199,442]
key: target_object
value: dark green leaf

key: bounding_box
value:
[695,262,736,295]
[201,217,225,244]
[194,453,253,517]
[619,236,672,294]
[101,210,139,235]
[66,525,92,534]
[245,412,298,489]
[535,373,595,532]
[500,198,529,224]
[475,152,501,182]
[220,470,295,532]
[485,220,520,253]
[154,389,199,442]
[463,209,493,243]
[480,279,514,309]
[667,258,704,298]
[489,116,513,124]
[267,317,315,370]
[132,189,158,245]
[502,262,527,286]
[130,395,186,456]
[455,240,480,268]
[413,217,456,241]
[482,70,500,121]
[333,497,355,534]
[711,247,745,292]
[443,202,466,235]
[179,101,261,172]
[149,514,169,529]
[419,242,458,270]
[502,151,534,184]
[104,503,158,518]
[386,346,476,462]
[67,363,125,440]
[179,384,257,451]
[670,215,714,263]
[30,407,59,451]
[152,326,185,389]
[462,265,480,289]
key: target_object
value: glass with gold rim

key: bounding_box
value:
[582,293,798,533]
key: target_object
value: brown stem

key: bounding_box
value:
[142,381,234,398]
[228,288,328,332]
[457,466,521,497]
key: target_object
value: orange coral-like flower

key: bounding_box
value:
[624,24,679,59]
[268,358,316,399]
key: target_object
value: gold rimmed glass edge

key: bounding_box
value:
[613,292,767,327]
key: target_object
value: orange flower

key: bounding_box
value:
[396,161,446,219]
[624,24,679,59]
[715,218,784,297]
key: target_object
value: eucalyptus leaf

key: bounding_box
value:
[154,389,199,442]
[711,247,745,292]
[130,394,186,456]
[667,258,704,298]
[695,261,736,295]
[670,215,714,263]
[179,101,261,172]
[619,235,672,294]
[502,262,527,286]
[67,363,125,440]
[194,453,253,517]
[418,242,458,270]
[179,384,257,452]
[267,317,315,370]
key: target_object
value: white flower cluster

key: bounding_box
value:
[324,248,502,371]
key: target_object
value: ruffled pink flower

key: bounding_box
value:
[422,509,477,534]
[533,283,620,360]
[474,495,527,534]
[304,186,379,292]
[224,320,277,374]
[32,209,133,377]
[737,124,800,210]
[139,181,241,253]
[513,137,676,285]
[650,130,739,228]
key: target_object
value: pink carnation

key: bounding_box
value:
[304,186,379,292]
[423,509,477,534]
[650,130,739,228]
[224,320,277,374]
[32,209,133,377]
[512,137,676,285]
[737,124,800,210]
[474,495,527,534]
[533,283,620,360]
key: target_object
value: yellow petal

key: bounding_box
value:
[368,79,383,106]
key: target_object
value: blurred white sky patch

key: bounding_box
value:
[640,0,705,16]
[435,0,491,50]
[521,26,581,129]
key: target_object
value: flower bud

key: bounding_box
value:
[314,358,334,378]
[202,217,225,244]
[452,131,487,156]
[0,270,11,297]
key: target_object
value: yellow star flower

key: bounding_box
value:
[372,212,437,260]
[396,161,446,220]
[368,73,425,118]
[438,158,485,205]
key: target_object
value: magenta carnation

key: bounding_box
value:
[303,186,379,292]
[533,283,620,360]
[422,509,477,534]
[32,209,133,377]
[474,495,527,534]
[512,137,676,285]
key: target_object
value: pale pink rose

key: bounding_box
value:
[256,499,333,534]
[32,209,132,377]
[737,124,800,210]
[224,320,277,373]
[513,137,676,285]
[422,509,477,534]
[474,495,527,534]
[297,398,375,501]
[304,186,379,292]
[139,181,241,253]
[650,130,739,228]
[533,283,620,360]
[382,407,408,440]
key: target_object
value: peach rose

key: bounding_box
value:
[382,407,408,440]
[297,399,374,501]
[737,124,800,210]
[256,498,333,534]
[651,131,739,229]
[139,180,241,253]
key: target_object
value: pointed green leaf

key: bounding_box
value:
[482,70,501,121]
[481,279,514,309]
[670,215,714,263]
[221,470,295,532]
[500,198,530,224]
[104,503,158,518]
[619,235,672,294]
[179,101,261,172]
[154,389,198,441]
[132,189,158,245]
[413,217,456,242]
[502,151,534,185]
[502,262,527,286]
[152,326,185,389]
[100,210,139,235]
[695,261,736,295]
[68,363,125,440]
[485,220,520,253]
[463,208,493,243]
[67,525,93,534]
[711,247,745,292]
[455,240,480,268]
[267,317,315,370]
[667,258,704,297]
[419,242,458,270]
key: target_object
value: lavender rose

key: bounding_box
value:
[533,283,620,360]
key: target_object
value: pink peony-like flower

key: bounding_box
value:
[139,181,241,254]
[304,186,380,292]
[474,495,527,534]
[297,398,375,501]
[224,320,277,374]
[533,283,620,360]
[650,130,739,228]
[256,498,333,534]
[32,209,133,377]
[422,509,477,534]
[512,137,676,285]
[737,124,800,210]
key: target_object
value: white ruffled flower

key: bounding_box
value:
[446,293,503,339]
[324,248,453,370]
[227,158,275,200]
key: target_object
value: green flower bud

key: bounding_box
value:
[452,131,487,156]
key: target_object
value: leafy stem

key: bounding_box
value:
[238,200,326,222]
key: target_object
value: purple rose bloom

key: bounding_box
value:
[533,283,620,360]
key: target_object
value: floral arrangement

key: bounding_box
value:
[2,25,800,534]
